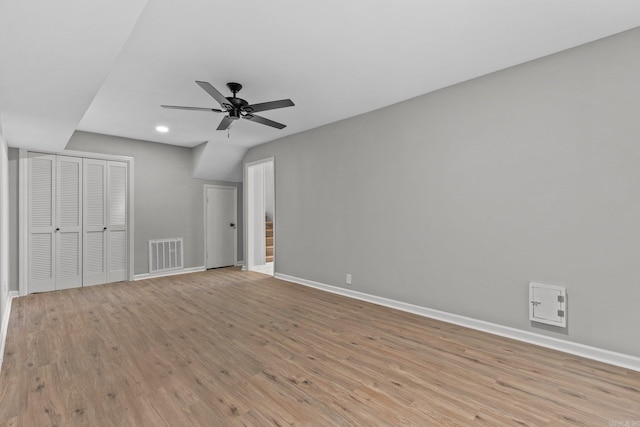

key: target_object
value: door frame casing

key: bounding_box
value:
[243,157,275,274]
[18,149,135,296]
[203,184,237,269]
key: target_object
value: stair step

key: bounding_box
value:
[265,217,274,261]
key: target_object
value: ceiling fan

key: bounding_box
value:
[161,81,294,130]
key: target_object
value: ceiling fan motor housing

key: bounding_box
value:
[228,109,241,120]
[226,96,248,120]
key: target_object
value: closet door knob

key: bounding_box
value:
[103,227,107,230]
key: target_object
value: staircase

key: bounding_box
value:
[265,217,274,263]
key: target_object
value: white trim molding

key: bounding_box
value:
[275,273,640,373]
[18,150,27,296]
[0,291,19,372]
[250,263,274,276]
[133,266,205,281]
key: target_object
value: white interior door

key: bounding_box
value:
[206,186,236,269]
[55,156,82,290]
[28,153,56,293]
[107,161,128,282]
[83,158,107,286]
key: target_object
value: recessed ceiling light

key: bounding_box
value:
[156,125,169,133]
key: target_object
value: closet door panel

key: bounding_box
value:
[28,153,56,293]
[83,159,108,286]
[29,233,54,293]
[109,230,127,282]
[108,162,127,227]
[56,156,83,289]
[107,161,128,282]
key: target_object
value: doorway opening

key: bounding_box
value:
[245,158,275,276]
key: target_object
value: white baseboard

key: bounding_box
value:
[275,273,640,373]
[0,291,19,372]
[250,263,274,275]
[235,260,245,267]
[134,266,205,281]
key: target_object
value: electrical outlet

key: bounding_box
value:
[346,274,352,285]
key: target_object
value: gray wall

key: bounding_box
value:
[0,135,9,319]
[59,131,244,274]
[245,27,640,357]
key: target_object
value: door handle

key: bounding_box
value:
[55,228,60,232]
[103,227,107,231]
[229,223,236,228]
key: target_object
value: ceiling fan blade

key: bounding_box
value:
[217,116,234,131]
[196,81,230,107]
[243,114,286,129]
[161,105,224,112]
[244,99,294,113]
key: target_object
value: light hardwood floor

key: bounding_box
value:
[1,267,639,426]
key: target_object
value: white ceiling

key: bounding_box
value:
[2,1,640,181]
[0,0,148,150]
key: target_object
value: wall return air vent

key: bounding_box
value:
[149,238,183,273]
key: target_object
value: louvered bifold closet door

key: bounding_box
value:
[107,161,128,282]
[56,156,83,290]
[28,153,56,293]
[83,158,108,286]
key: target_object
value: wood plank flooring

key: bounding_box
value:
[1,267,639,426]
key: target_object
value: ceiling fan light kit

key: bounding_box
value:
[161,81,295,131]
